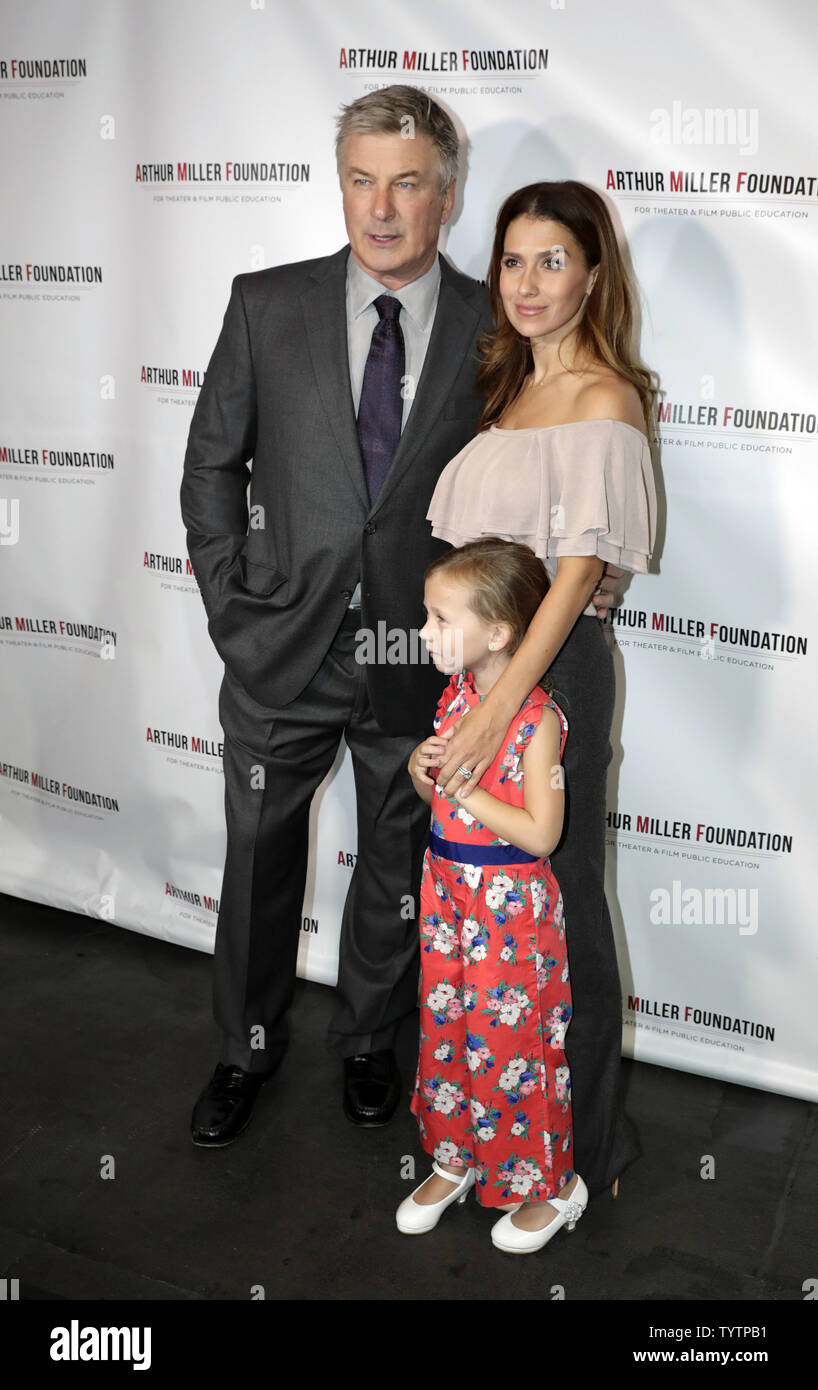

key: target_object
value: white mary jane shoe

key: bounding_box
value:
[490,1174,589,1253]
[396,1161,475,1234]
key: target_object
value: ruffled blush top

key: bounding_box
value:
[426,418,657,617]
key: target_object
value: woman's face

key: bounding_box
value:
[498,215,597,342]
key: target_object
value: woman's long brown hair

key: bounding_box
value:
[477,181,659,437]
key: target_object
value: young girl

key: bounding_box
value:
[397,538,587,1253]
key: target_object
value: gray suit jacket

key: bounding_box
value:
[180,244,493,734]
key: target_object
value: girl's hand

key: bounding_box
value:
[437,701,512,800]
[408,728,454,786]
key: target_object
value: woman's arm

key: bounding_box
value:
[450,709,564,857]
[437,554,603,797]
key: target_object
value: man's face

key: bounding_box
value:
[340,130,455,289]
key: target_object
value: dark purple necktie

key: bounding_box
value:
[356,293,405,506]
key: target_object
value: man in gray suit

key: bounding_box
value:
[181,86,493,1143]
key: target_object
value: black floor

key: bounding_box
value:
[1,890,815,1311]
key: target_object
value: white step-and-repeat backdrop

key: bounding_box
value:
[1,0,815,1100]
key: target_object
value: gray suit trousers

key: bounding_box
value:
[213,610,431,1072]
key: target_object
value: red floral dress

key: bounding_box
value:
[410,670,573,1208]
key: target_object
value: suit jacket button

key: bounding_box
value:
[364,522,376,534]
[341,589,352,598]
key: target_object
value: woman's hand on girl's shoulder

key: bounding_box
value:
[436,701,510,800]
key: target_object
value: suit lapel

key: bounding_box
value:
[300,247,481,518]
[301,246,370,511]
[368,257,480,518]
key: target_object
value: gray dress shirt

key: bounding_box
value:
[345,250,442,608]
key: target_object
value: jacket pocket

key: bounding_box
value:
[237,554,288,596]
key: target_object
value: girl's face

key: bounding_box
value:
[498,215,597,342]
[420,572,508,676]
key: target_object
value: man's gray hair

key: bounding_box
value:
[335,85,459,192]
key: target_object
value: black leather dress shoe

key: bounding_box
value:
[343,1049,401,1127]
[190,1063,271,1147]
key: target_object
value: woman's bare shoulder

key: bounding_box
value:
[573,371,646,433]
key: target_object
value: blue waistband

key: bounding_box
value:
[428,831,540,866]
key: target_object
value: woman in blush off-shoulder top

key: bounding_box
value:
[427,180,659,1204]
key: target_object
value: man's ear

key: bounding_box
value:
[441,179,456,225]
